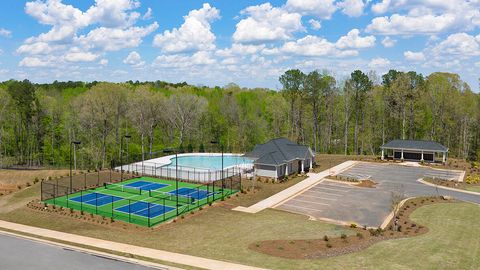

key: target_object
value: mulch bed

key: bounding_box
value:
[249,196,452,259]
[424,178,480,191]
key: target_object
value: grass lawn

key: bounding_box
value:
[1,158,479,269]
[1,182,480,269]
[465,185,480,193]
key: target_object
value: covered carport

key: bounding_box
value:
[381,139,448,163]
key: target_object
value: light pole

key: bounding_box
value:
[211,140,224,198]
[70,140,81,193]
[163,148,179,216]
[120,134,131,181]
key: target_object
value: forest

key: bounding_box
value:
[0,70,478,169]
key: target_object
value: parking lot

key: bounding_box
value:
[276,162,480,227]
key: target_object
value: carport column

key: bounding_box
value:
[309,159,313,169]
[285,163,289,176]
[421,151,424,162]
[301,160,305,174]
[381,149,384,160]
[443,152,446,163]
[401,149,404,161]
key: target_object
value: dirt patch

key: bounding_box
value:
[250,196,451,259]
[356,180,377,188]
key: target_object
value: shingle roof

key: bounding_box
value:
[381,140,448,152]
[244,138,314,166]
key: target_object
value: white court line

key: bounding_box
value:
[280,203,324,213]
[312,186,349,193]
[304,190,342,196]
[290,198,330,206]
[298,194,337,201]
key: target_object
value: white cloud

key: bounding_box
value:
[18,0,158,68]
[404,51,425,62]
[381,37,396,48]
[286,0,337,19]
[336,29,376,49]
[153,3,220,53]
[123,51,145,67]
[216,43,265,57]
[368,1,480,35]
[143,7,153,20]
[76,23,158,51]
[366,14,457,35]
[19,56,54,67]
[309,19,321,30]
[153,51,216,68]
[279,35,358,57]
[233,3,303,43]
[337,0,365,17]
[99,58,108,66]
[64,49,99,62]
[0,28,12,37]
[430,33,480,58]
[368,57,390,68]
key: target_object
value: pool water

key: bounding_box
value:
[166,155,253,170]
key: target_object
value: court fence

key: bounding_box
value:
[41,171,242,227]
[120,162,246,183]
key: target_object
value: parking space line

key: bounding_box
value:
[280,204,324,213]
[298,194,337,201]
[305,190,343,196]
[312,186,349,192]
[290,198,331,206]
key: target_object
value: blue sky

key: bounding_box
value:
[0,0,479,90]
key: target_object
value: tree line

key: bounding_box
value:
[0,70,478,169]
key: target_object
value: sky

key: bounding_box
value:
[0,0,479,90]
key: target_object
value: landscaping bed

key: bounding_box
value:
[424,177,480,193]
[249,196,452,259]
[326,177,378,188]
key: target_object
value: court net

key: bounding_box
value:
[148,189,193,205]
[104,182,142,195]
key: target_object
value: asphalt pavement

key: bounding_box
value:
[0,233,158,270]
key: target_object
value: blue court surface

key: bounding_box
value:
[70,193,123,206]
[115,201,175,218]
[124,180,168,191]
[169,187,214,200]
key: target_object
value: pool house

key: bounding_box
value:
[244,138,315,180]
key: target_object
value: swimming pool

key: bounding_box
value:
[165,155,253,170]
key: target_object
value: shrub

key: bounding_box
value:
[323,235,329,242]
[26,182,31,187]
[17,185,22,190]
[350,223,357,228]
[277,246,284,250]
[326,243,332,248]
[356,232,363,239]
[340,234,347,239]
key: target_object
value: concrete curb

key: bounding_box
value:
[380,197,412,230]
[418,178,480,196]
[0,220,268,270]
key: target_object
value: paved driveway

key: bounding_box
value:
[276,162,480,227]
[0,233,158,270]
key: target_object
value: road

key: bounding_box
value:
[0,233,160,270]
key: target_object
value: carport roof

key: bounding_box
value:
[381,139,448,153]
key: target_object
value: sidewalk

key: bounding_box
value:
[0,220,268,270]
[233,161,357,213]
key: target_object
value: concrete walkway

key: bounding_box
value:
[0,220,267,270]
[233,161,357,213]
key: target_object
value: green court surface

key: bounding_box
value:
[44,176,238,227]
